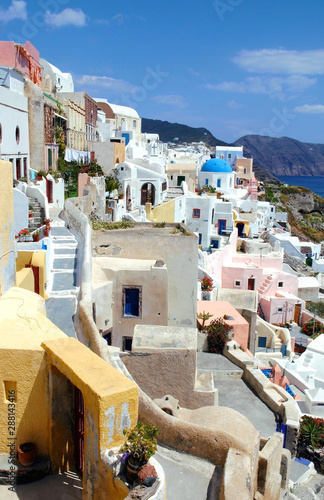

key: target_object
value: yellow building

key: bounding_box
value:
[0,287,138,499]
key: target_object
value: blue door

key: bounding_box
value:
[218,220,226,235]
[122,133,130,146]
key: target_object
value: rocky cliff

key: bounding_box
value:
[234,135,324,176]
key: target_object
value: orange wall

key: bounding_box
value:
[197,300,249,350]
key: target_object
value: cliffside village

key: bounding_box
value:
[1,40,324,499]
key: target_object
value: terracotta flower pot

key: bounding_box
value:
[18,442,37,467]
[33,234,40,242]
[43,228,50,237]
[126,455,146,483]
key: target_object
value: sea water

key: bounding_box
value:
[276,175,324,198]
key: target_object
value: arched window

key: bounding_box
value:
[15,126,20,145]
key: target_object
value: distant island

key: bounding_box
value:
[142,118,324,178]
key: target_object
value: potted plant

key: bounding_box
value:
[32,230,40,242]
[43,225,51,237]
[36,170,46,181]
[120,422,158,483]
[200,276,214,300]
[18,229,29,242]
[18,442,37,467]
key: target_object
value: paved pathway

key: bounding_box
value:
[197,352,277,438]
[45,209,80,339]
[156,446,222,500]
[0,470,82,499]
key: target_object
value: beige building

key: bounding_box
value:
[95,100,142,144]
[91,223,198,350]
[60,97,85,151]
[235,157,254,188]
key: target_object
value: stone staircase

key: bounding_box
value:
[161,186,183,203]
[28,196,45,232]
[258,274,274,295]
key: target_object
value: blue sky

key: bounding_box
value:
[1,0,324,144]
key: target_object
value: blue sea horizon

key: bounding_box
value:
[276,175,324,198]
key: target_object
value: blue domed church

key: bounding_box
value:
[198,158,234,191]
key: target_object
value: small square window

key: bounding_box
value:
[228,153,232,159]
[234,280,241,287]
[278,281,284,288]
[193,209,200,218]
[277,307,283,313]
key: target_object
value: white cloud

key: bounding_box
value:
[150,94,186,107]
[228,100,241,109]
[233,49,324,75]
[76,75,138,93]
[96,13,125,26]
[45,8,87,28]
[187,67,200,77]
[295,104,324,114]
[0,0,27,22]
[205,75,316,100]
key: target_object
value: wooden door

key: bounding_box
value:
[248,278,255,291]
[46,177,53,203]
[294,303,301,325]
[74,388,84,475]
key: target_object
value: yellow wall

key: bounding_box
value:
[0,287,139,499]
[146,199,175,223]
[0,349,49,456]
[16,267,34,292]
[0,288,66,458]
[16,251,47,298]
[0,160,16,296]
[114,142,125,164]
[42,337,138,499]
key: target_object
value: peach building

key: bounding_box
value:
[197,300,249,350]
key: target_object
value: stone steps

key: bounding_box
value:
[28,196,45,232]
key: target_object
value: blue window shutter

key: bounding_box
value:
[125,288,139,316]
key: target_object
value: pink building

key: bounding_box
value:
[0,41,42,86]
[207,229,304,325]
[197,300,249,350]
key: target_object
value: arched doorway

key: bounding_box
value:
[126,185,131,211]
[141,183,155,205]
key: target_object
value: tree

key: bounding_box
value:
[105,167,121,194]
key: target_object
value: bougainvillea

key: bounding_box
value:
[200,276,214,292]
[302,319,324,338]
[207,318,232,354]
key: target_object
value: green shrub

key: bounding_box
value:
[120,422,158,463]
[299,415,324,448]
